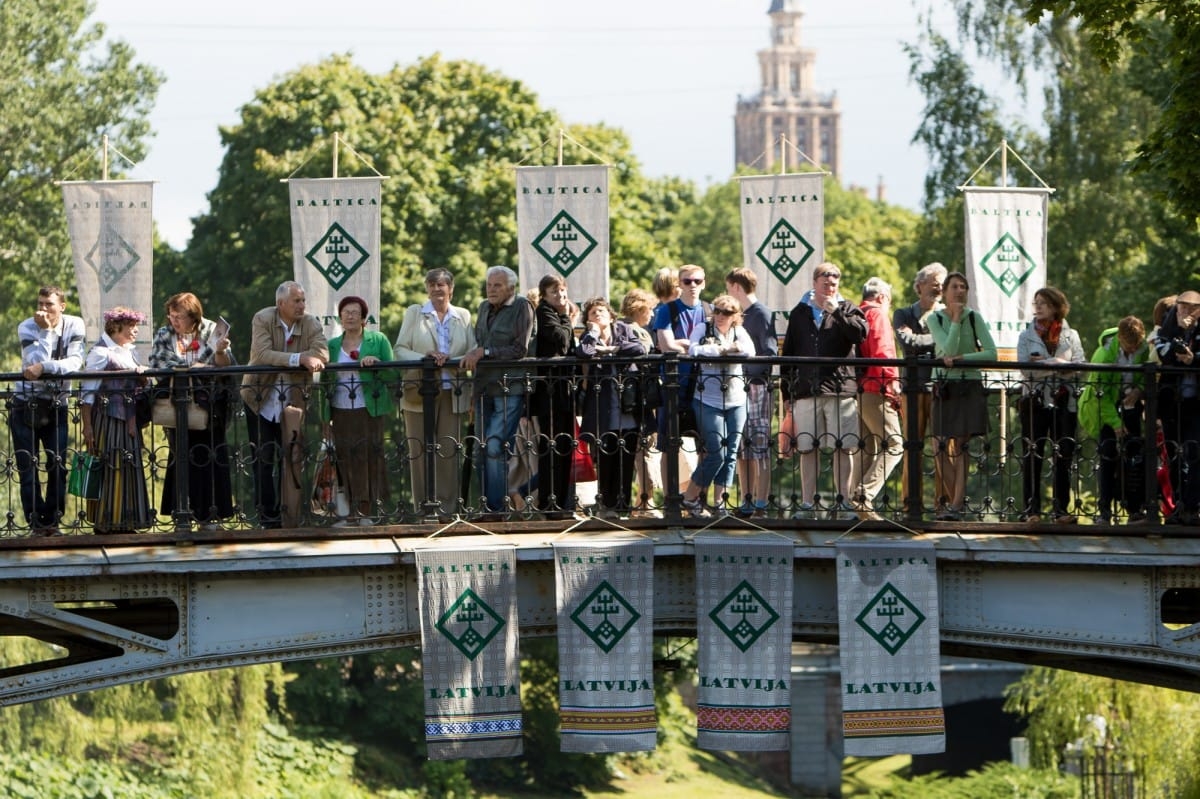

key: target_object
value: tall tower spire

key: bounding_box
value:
[734,2,841,177]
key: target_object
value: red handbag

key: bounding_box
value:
[572,425,597,484]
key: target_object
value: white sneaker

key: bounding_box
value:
[682,497,710,518]
[358,517,377,526]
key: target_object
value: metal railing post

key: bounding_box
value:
[902,354,923,522]
[1142,361,1160,523]
[662,354,682,522]
[169,371,193,532]
[418,359,441,519]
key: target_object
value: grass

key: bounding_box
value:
[477,746,787,799]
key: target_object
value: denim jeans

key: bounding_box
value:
[477,393,526,512]
[8,399,69,528]
[691,399,746,490]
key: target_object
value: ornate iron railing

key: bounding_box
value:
[0,353,1193,535]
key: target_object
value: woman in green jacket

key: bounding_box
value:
[928,272,997,521]
[321,296,396,525]
[1082,316,1149,524]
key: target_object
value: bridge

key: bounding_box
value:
[2,518,1199,706]
[3,353,1199,705]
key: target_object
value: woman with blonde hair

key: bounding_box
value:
[679,294,754,517]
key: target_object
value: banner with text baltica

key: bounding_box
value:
[415,545,522,760]
[963,187,1051,360]
[287,177,382,334]
[836,540,944,757]
[554,539,656,753]
[61,180,155,357]
[516,165,609,302]
[739,172,825,315]
[695,537,793,752]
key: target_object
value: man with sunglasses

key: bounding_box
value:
[652,263,712,432]
[780,263,868,519]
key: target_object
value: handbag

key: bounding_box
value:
[311,440,350,518]
[152,397,209,430]
[777,407,797,457]
[572,422,597,483]
[620,375,640,415]
[67,451,103,500]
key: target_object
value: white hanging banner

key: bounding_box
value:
[739,172,825,315]
[61,180,155,357]
[516,165,610,301]
[963,187,1051,361]
[288,177,382,333]
[837,540,945,757]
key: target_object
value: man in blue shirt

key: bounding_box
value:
[11,286,86,534]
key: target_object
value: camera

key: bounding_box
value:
[1169,338,1191,355]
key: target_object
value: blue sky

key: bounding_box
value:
[90,0,959,249]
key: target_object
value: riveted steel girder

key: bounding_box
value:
[1,527,1199,705]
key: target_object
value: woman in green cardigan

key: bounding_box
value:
[321,296,396,525]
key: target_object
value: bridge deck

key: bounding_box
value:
[1,519,1200,706]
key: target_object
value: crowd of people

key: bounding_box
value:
[8,266,1200,534]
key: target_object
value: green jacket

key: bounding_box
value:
[320,330,397,420]
[1081,326,1149,437]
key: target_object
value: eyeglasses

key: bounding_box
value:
[713,307,737,316]
[680,277,705,286]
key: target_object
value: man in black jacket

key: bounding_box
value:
[780,263,868,519]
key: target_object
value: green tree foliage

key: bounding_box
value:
[1024,1,1200,220]
[1005,667,1200,798]
[186,54,684,344]
[907,2,1200,347]
[0,0,161,362]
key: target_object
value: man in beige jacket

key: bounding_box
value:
[241,281,329,527]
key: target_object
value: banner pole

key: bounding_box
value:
[1000,138,1007,187]
[780,135,787,174]
[333,132,340,178]
[102,134,109,181]
[557,129,564,166]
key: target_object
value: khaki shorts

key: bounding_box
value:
[792,396,860,454]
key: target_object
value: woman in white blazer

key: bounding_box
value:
[394,268,477,517]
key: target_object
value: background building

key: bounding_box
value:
[734,0,842,178]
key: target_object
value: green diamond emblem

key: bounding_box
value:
[532,210,597,277]
[709,579,779,652]
[86,227,141,292]
[570,579,640,653]
[978,232,1037,297]
[855,582,925,655]
[435,588,505,660]
[306,222,369,290]
[755,218,814,284]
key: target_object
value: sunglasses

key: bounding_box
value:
[815,272,840,280]
[680,277,705,286]
[713,307,737,316]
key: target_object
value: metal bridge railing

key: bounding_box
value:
[0,354,1193,536]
